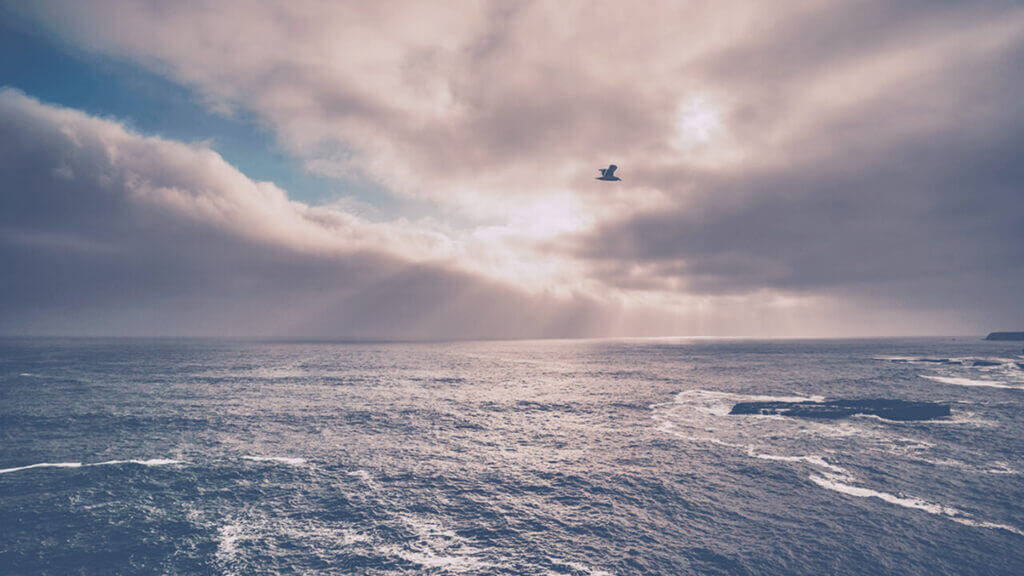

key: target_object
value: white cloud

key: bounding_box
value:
[0,89,613,338]
[3,1,1024,336]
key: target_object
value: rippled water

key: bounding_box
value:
[1,337,1022,575]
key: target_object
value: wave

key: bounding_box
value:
[912,457,1020,476]
[920,374,1021,390]
[240,456,307,466]
[876,356,962,365]
[0,461,82,474]
[750,452,848,475]
[347,469,374,482]
[377,515,493,573]
[666,389,825,416]
[0,458,183,475]
[90,458,184,467]
[656,414,850,477]
[213,513,371,575]
[216,522,245,563]
[809,475,1024,537]
[377,544,492,573]
[877,356,1023,369]
[674,389,826,403]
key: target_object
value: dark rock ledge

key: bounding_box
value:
[730,399,951,421]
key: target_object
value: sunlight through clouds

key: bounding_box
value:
[2,0,1023,337]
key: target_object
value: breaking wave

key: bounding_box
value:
[0,459,183,475]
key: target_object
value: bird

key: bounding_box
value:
[596,164,621,181]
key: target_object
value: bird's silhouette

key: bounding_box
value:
[596,164,621,181]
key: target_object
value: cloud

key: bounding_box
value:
[574,5,1024,330]
[4,1,769,206]
[0,89,616,339]
[3,1,1023,336]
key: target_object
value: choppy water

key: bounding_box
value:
[1,337,1022,575]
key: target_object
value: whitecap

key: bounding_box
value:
[216,522,246,560]
[656,426,748,449]
[90,458,184,467]
[377,544,493,572]
[346,469,376,486]
[920,374,1020,390]
[241,456,307,466]
[874,356,962,365]
[0,458,183,475]
[674,389,825,404]
[0,461,82,474]
[749,451,849,476]
[375,515,493,573]
[809,475,1024,536]
[913,457,1020,475]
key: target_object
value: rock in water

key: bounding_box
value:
[729,399,950,421]
[985,332,1024,341]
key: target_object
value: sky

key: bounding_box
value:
[1,1,1022,339]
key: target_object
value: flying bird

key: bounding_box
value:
[596,164,621,181]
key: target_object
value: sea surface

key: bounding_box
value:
[1,337,1023,575]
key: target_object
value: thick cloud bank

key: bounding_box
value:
[0,90,608,339]
[3,1,1024,337]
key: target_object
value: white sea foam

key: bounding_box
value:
[874,356,962,365]
[657,426,748,449]
[375,515,493,573]
[920,374,1020,390]
[216,522,245,560]
[674,389,825,404]
[667,389,825,417]
[0,461,83,474]
[657,414,852,477]
[809,475,1024,536]
[214,520,256,576]
[914,457,1020,475]
[874,355,920,362]
[213,513,374,576]
[241,456,307,466]
[0,458,183,475]
[984,462,1021,475]
[346,469,377,488]
[90,458,184,467]
[378,544,492,572]
[750,452,849,476]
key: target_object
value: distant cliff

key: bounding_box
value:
[985,332,1024,341]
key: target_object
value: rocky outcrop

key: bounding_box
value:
[729,399,950,421]
[985,332,1024,341]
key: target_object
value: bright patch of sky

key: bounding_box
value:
[0,12,397,213]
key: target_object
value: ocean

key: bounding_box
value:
[1,337,1022,575]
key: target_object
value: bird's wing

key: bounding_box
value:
[605,165,617,176]
[599,168,607,176]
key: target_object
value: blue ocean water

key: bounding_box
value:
[1,337,1022,575]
